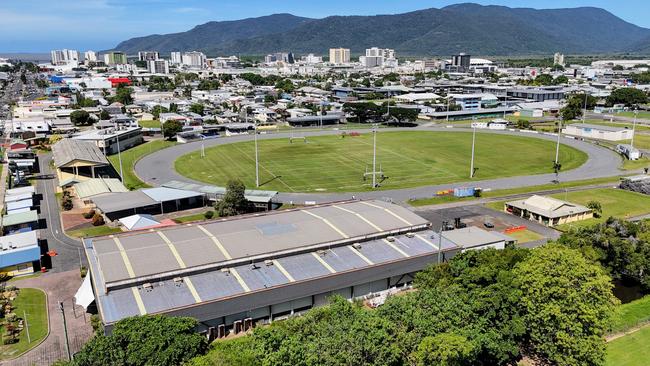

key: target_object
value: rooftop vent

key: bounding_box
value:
[386,236,396,242]
[221,268,231,274]
[352,243,362,250]
[142,283,153,291]
[405,232,415,238]
[316,249,327,256]
[264,260,274,266]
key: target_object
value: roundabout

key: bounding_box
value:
[135,127,624,203]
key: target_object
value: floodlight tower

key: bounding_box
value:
[631,109,638,148]
[115,126,124,182]
[555,117,563,171]
[470,124,477,178]
[582,91,589,124]
[372,123,378,188]
[251,109,260,187]
[503,87,508,119]
[446,88,451,122]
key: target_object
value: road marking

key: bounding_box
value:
[360,201,413,226]
[382,239,409,257]
[349,245,374,265]
[131,287,147,315]
[272,260,296,282]
[333,205,383,231]
[415,234,440,250]
[157,231,187,268]
[113,237,136,278]
[301,210,349,238]
[311,252,336,273]
[197,225,232,260]
[230,268,251,292]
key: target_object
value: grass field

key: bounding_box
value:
[175,131,588,193]
[622,157,650,171]
[606,326,650,366]
[108,140,176,190]
[0,288,48,360]
[549,188,650,230]
[612,295,650,333]
[617,111,650,119]
[408,176,622,207]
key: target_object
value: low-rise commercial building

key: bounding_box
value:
[562,123,634,141]
[504,195,592,227]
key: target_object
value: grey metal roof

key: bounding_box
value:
[141,187,203,202]
[52,138,109,168]
[1,210,39,227]
[92,191,157,213]
[161,180,277,203]
[74,178,128,199]
[442,227,507,249]
[87,200,430,288]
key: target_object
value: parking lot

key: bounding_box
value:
[415,203,561,247]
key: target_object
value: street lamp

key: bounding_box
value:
[631,109,638,149]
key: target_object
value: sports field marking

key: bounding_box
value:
[231,144,296,192]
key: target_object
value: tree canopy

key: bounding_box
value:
[70,110,91,126]
[606,87,648,107]
[215,179,250,217]
[162,120,183,139]
[71,315,207,366]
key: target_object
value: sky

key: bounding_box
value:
[1,0,649,53]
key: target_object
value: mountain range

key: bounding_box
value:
[111,3,650,56]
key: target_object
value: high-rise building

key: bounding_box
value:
[554,52,565,66]
[104,51,127,65]
[50,49,79,66]
[84,50,97,62]
[264,52,295,64]
[170,52,182,65]
[138,51,160,61]
[181,51,206,68]
[361,47,397,68]
[451,53,471,71]
[301,53,323,64]
[147,59,170,74]
[329,48,350,64]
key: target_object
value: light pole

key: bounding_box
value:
[446,88,451,122]
[372,124,378,188]
[555,118,562,166]
[250,109,259,187]
[116,131,124,183]
[503,87,508,119]
[470,126,476,178]
[631,109,638,148]
[59,302,71,361]
[582,91,588,123]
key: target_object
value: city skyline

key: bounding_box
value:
[2,0,650,52]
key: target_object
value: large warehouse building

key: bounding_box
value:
[84,200,464,335]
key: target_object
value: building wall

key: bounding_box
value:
[102,249,458,333]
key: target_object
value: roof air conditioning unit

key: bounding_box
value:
[386,236,396,242]
[316,249,327,256]
[352,243,362,250]
[173,277,183,283]
[405,232,415,238]
[220,268,230,274]
[264,260,273,266]
[143,283,153,291]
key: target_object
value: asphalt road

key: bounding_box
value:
[36,153,86,273]
[135,126,626,204]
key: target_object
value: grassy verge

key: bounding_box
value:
[67,225,123,238]
[408,176,621,207]
[108,140,176,190]
[507,229,544,243]
[612,295,650,333]
[138,120,161,129]
[606,326,650,366]
[173,213,210,223]
[484,188,650,231]
[0,288,48,360]
[622,157,650,171]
